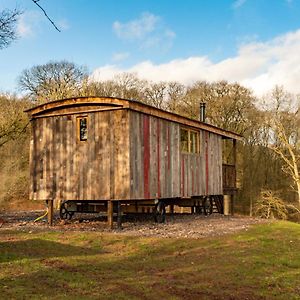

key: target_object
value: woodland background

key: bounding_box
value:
[1,60,299,220]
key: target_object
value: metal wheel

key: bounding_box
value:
[60,201,74,220]
[154,201,166,223]
[203,197,213,215]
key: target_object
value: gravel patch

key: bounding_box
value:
[0,210,270,238]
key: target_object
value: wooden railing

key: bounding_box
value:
[222,164,236,190]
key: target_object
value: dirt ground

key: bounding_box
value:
[0,210,270,238]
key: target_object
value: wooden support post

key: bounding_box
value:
[224,195,231,216]
[191,206,195,214]
[231,193,235,216]
[170,204,174,214]
[48,200,54,226]
[117,201,122,230]
[107,200,113,229]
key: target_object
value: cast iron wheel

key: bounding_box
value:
[59,201,74,220]
[154,201,166,223]
[203,198,213,215]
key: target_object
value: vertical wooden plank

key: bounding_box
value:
[114,110,130,199]
[137,113,144,198]
[52,117,58,203]
[87,113,95,200]
[143,114,150,199]
[94,112,100,200]
[161,121,167,198]
[74,116,80,201]
[219,137,223,194]
[45,118,50,200]
[166,123,171,198]
[149,116,158,198]
[61,116,66,202]
[181,154,185,197]
[48,118,54,200]
[173,124,180,197]
[40,118,48,201]
[157,119,161,198]
[98,111,110,199]
[69,115,75,200]
[129,111,135,199]
[109,111,115,200]
[130,110,142,200]
[205,131,209,195]
[57,116,64,205]
[93,112,99,200]
[93,112,100,200]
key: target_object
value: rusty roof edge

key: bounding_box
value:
[127,101,243,140]
[25,96,242,140]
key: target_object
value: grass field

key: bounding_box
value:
[1,221,300,299]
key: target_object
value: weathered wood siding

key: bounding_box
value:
[30,106,223,204]
[129,111,223,199]
[30,109,130,204]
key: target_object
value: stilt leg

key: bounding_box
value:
[48,200,54,226]
[107,200,113,229]
[170,204,174,214]
[117,201,122,230]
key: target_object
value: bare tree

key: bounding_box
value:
[266,87,300,206]
[85,73,146,100]
[18,60,88,103]
[0,94,29,148]
[0,8,22,49]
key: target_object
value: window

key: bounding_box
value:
[190,131,199,153]
[77,117,88,141]
[180,128,200,154]
[180,129,189,152]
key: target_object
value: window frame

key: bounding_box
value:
[77,116,88,142]
[180,127,200,154]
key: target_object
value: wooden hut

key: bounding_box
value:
[26,96,241,227]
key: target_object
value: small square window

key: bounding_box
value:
[180,128,200,154]
[78,117,88,141]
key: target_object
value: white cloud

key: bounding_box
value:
[112,12,175,50]
[113,12,159,40]
[17,14,34,38]
[91,28,300,96]
[112,52,130,62]
[232,0,247,9]
[17,11,41,38]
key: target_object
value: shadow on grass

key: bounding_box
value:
[0,238,101,263]
[1,222,300,299]
[0,236,268,300]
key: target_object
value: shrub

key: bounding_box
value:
[254,190,288,219]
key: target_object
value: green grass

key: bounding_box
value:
[1,221,300,299]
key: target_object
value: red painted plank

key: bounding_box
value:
[143,116,150,199]
[205,131,209,195]
[167,126,170,171]
[181,156,185,197]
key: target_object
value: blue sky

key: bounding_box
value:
[1,0,300,95]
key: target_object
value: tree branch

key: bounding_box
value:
[31,0,60,32]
